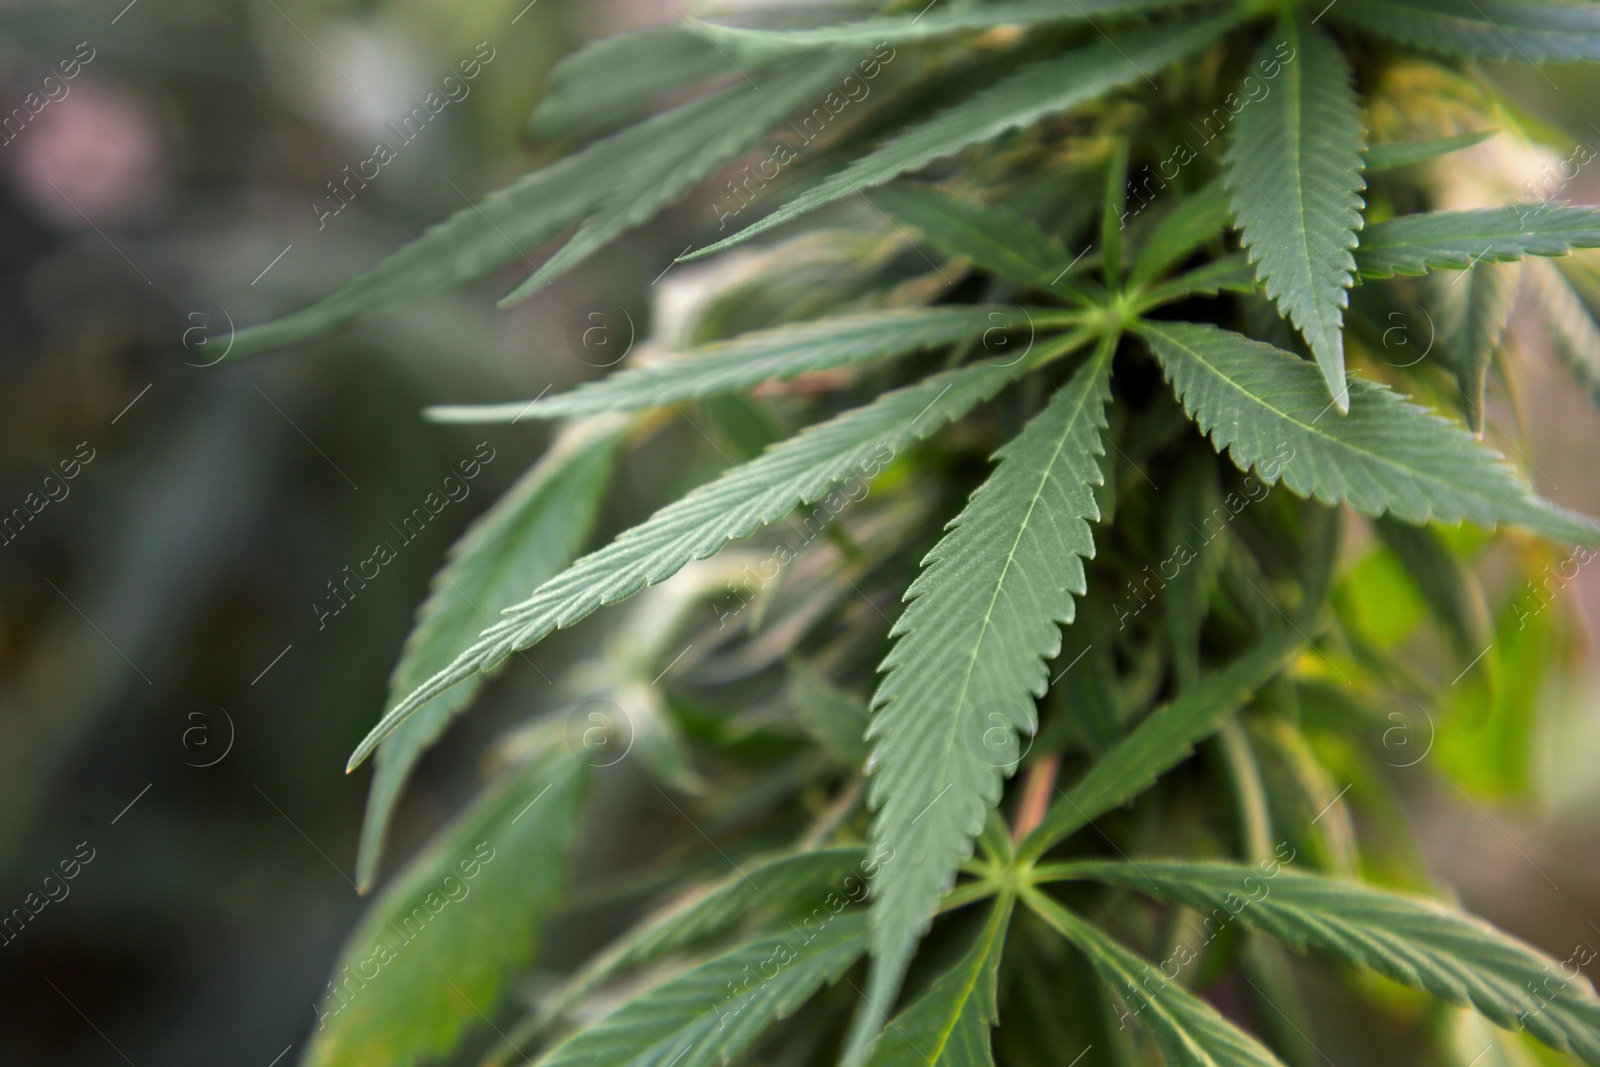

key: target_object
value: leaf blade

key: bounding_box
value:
[1331,0,1600,62]
[307,754,587,1067]
[356,421,623,889]
[1019,632,1301,862]
[863,898,1015,1067]
[353,345,1078,771]
[686,17,1240,261]
[1224,15,1366,410]
[1355,204,1600,279]
[861,343,1114,1034]
[426,307,1036,424]
[1024,888,1291,1067]
[1061,860,1600,1065]
[1136,321,1600,542]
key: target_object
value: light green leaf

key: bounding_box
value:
[862,897,1015,1067]
[1431,259,1520,430]
[426,307,1038,424]
[306,754,586,1067]
[1224,15,1366,411]
[1330,0,1600,62]
[1136,321,1600,542]
[533,913,870,1067]
[1365,130,1496,172]
[1355,204,1600,279]
[352,342,1081,771]
[686,17,1240,261]
[1019,633,1300,862]
[860,343,1113,1038]
[1023,888,1291,1067]
[1128,179,1232,289]
[1053,860,1600,1065]
[870,184,1074,290]
[357,420,623,888]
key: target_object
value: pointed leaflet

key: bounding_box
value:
[532,914,869,1067]
[1431,260,1520,431]
[229,63,842,357]
[1354,205,1600,279]
[1024,888,1291,1067]
[869,184,1074,290]
[505,58,854,303]
[1055,861,1600,1065]
[696,0,1207,52]
[355,421,622,888]
[533,0,1207,138]
[351,347,1073,769]
[1137,321,1600,542]
[306,754,586,1067]
[862,344,1112,1029]
[426,307,1035,424]
[534,848,873,1032]
[863,898,1015,1067]
[1365,130,1497,172]
[1128,179,1232,289]
[1224,15,1366,411]
[528,26,738,140]
[1329,0,1600,62]
[687,16,1239,261]
[1019,633,1300,862]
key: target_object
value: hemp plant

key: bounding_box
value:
[231,0,1600,1064]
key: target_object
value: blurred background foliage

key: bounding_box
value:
[0,0,1599,1064]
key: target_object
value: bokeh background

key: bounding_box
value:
[0,1,1597,1064]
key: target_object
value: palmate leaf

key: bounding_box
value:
[862,898,1015,1067]
[1355,205,1600,279]
[1023,888,1291,1067]
[1224,15,1366,411]
[307,754,586,1067]
[1330,0,1600,62]
[1054,860,1600,1065]
[356,419,623,889]
[349,344,1081,770]
[426,307,1037,425]
[533,913,870,1067]
[858,343,1113,1043]
[1136,321,1600,542]
[1019,633,1301,862]
[687,16,1240,261]
[229,63,844,356]
[870,184,1075,291]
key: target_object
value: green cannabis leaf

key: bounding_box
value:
[247,3,1600,1065]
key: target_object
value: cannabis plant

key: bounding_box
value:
[232,0,1600,1064]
